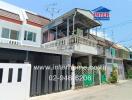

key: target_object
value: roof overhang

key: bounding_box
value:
[76,8,101,27]
[42,8,101,32]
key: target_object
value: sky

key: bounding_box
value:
[1,0,132,47]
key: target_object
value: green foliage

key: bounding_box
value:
[127,69,132,79]
[100,68,105,75]
[109,67,118,83]
[100,68,107,84]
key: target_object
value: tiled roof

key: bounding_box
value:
[116,44,129,51]
[0,9,20,21]
[112,44,120,49]
[26,12,50,27]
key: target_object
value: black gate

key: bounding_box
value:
[30,65,71,96]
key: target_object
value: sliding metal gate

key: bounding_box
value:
[30,65,71,96]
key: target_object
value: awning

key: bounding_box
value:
[42,8,101,32]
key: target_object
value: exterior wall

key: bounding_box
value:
[105,47,116,58]
[97,45,105,56]
[0,63,31,100]
[21,23,41,47]
[62,55,71,65]
[105,47,125,80]
[0,19,21,38]
[105,58,125,80]
[118,49,129,59]
[74,44,97,55]
[0,19,41,47]
[89,55,92,66]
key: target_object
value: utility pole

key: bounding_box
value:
[111,30,115,42]
[103,28,106,40]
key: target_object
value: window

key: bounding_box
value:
[107,59,112,63]
[10,30,19,40]
[130,54,132,59]
[17,68,22,82]
[24,31,36,42]
[0,68,3,83]
[1,28,10,38]
[8,68,13,83]
[1,28,19,40]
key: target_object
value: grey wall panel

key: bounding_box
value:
[67,68,71,89]
[48,69,53,93]
[44,69,49,94]
[36,69,42,95]
[55,69,59,92]
[64,69,68,90]
[30,68,37,96]
[61,55,71,91]
[41,70,45,94]
[58,69,62,91]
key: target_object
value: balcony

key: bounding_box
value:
[42,35,98,55]
[0,38,21,45]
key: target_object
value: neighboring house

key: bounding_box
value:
[42,8,126,81]
[105,43,126,79]
[42,8,101,67]
[122,48,132,78]
[0,1,71,98]
[0,3,50,47]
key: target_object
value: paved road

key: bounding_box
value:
[30,80,132,100]
[76,80,132,100]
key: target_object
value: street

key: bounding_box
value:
[30,80,132,100]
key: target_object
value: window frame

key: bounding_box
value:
[10,30,19,40]
[24,31,36,42]
[1,28,10,39]
[1,28,19,40]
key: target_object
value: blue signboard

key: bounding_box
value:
[93,6,111,20]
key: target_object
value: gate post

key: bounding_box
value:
[98,68,101,85]
[71,65,75,90]
[92,67,95,85]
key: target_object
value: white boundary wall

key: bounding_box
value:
[0,63,31,100]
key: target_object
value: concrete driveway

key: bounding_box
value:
[30,80,132,100]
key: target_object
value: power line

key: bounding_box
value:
[116,38,132,44]
[103,20,132,30]
[98,20,132,46]
[45,3,61,20]
[109,37,132,48]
